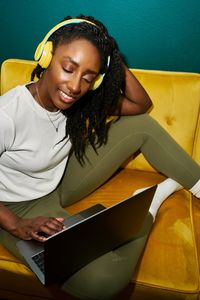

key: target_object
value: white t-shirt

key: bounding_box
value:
[0,85,71,202]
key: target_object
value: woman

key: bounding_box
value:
[0,15,200,300]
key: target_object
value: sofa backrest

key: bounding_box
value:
[126,69,200,171]
[1,59,200,171]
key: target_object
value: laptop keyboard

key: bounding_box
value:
[32,251,45,274]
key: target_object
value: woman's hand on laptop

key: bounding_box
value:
[9,216,65,242]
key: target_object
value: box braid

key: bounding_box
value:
[31,15,125,164]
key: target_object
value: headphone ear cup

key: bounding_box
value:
[34,42,43,61]
[35,41,53,69]
[90,74,104,90]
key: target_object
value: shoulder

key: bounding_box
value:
[0,85,25,108]
[0,86,24,141]
[0,85,29,123]
[0,85,33,151]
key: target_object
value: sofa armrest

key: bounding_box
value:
[0,59,37,95]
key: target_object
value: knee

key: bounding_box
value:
[119,114,162,136]
[61,262,132,300]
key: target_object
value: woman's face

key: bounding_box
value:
[41,38,101,111]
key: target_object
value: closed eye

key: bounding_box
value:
[62,67,73,73]
[83,74,97,84]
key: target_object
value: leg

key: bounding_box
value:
[59,114,200,207]
[61,213,153,300]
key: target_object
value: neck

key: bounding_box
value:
[32,82,60,132]
[33,81,58,112]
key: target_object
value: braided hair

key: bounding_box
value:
[31,15,125,164]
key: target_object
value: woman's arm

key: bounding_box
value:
[114,65,153,116]
[0,201,21,233]
[0,201,65,242]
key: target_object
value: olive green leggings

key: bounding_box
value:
[1,114,200,300]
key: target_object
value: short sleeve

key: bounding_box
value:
[0,109,15,155]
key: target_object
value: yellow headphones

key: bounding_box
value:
[34,18,110,90]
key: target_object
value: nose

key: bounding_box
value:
[67,74,81,95]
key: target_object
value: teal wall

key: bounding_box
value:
[0,0,199,72]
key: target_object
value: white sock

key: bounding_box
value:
[133,178,183,220]
[190,179,200,198]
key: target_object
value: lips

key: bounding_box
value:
[58,89,76,104]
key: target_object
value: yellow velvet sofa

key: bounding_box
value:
[0,59,200,300]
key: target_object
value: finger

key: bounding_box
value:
[24,236,32,241]
[46,218,65,231]
[38,222,63,237]
[31,218,64,238]
[55,217,65,223]
[31,231,47,242]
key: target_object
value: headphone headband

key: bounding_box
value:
[34,18,110,90]
[35,18,99,62]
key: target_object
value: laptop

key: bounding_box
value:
[17,185,157,286]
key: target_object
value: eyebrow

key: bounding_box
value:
[63,56,99,75]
